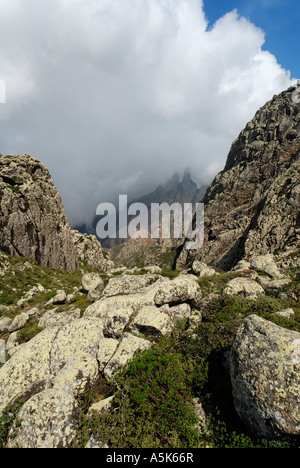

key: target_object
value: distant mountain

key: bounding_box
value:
[76,170,207,250]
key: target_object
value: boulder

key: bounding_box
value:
[52,290,67,305]
[81,273,105,298]
[192,261,218,277]
[250,255,284,279]
[103,333,151,381]
[223,277,265,298]
[38,308,81,329]
[102,273,163,298]
[7,389,80,449]
[153,275,199,306]
[272,309,295,319]
[130,306,173,338]
[0,316,12,332]
[0,339,5,364]
[230,315,300,439]
[72,229,113,272]
[8,312,30,332]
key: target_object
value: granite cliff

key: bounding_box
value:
[176,84,300,271]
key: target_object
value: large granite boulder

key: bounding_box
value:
[230,315,300,439]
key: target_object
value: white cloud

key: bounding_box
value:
[0,0,293,225]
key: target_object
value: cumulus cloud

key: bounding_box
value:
[0,0,294,225]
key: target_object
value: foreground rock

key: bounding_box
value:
[230,315,300,439]
[84,275,200,339]
[0,154,78,271]
[7,389,80,449]
[223,278,265,298]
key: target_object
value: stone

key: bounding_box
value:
[97,338,119,372]
[230,315,300,439]
[0,340,5,364]
[17,284,45,307]
[130,306,173,338]
[85,436,109,449]
[153,275,199,306]
[72,229,113,272]
[88,396,114,415]
[169,303,192,321]
[0,154,78,271]
[257,276,292,295]
[102,273,163,298]
[223,277,265,298]
[8,312,30,332]
[7,389,80,449]
[38,308,81,329]
[5,332,20,357]
[192,261,218,277]
[0,316,12,332]
[272,309,295,319]
[51,290,67,305]
[103,333,151,381]
[81,273,105,298]
[250,255,284,279]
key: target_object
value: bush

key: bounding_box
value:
[83,327,205,448]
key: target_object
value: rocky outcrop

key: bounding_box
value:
[0,271,201,448]
[71,230,113,272]
[0,154,78,271]
[230,315,300,439]
[176,85,300,271]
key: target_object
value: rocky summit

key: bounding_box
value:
[176,85,300,272]
[0,154,78,271]
[0,86,299,449]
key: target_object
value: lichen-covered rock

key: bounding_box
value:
[223,277,265,298]
[38,308,81,329]
[81,272,105,298]
[88,396,114,415]
[103,333,151,381]
[130,306,173,338]
[0,316,12,332]
[7,389,80,449]
[250,254,284,279]
[72,229,113,272]
[0,327,58,413]
[102,273,164,298]
[153,275,199,306]
[230,315,300,439]
[0,339,5,364]
[0,154,78,271]
[192,261,218,277]
[8,312,30,332]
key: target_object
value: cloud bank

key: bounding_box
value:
[0,0,294,225]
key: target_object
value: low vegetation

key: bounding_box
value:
[73,285,300,449]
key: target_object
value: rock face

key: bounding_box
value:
[176,86,300,271]
[230,315,300,439]
[0,154,78,271]
[71,229,113,272]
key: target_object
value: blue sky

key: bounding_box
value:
[204,0,300,78]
